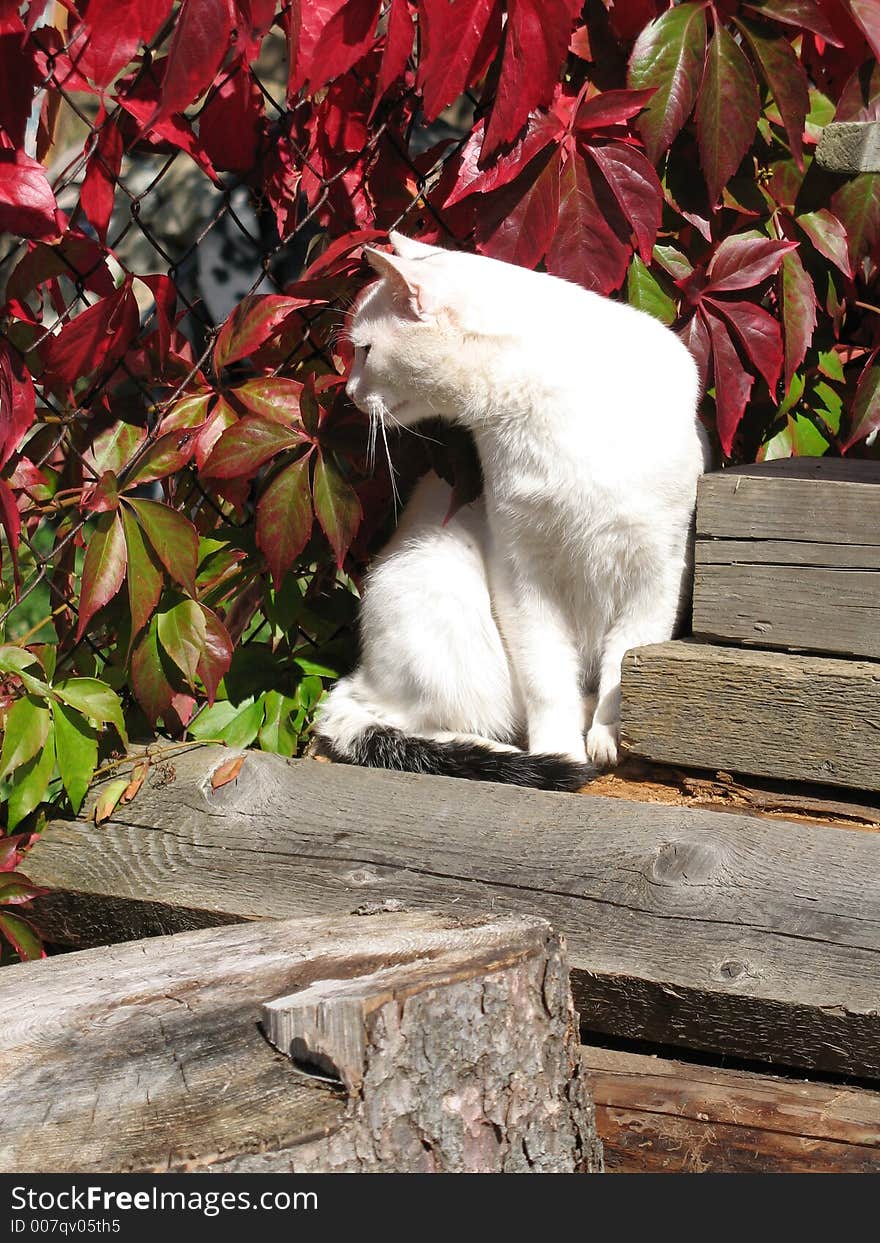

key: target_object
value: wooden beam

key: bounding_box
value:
[25,745,880,1079]
[694,539,880,660]
[582,1046,880,1174]
[816,121,880,173]
[0,911,600,1173]
[621,640,880,794]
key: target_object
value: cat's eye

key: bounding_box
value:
[356,343,371,361]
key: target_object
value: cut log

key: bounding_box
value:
[25,745,880,1079]
[694,460,880,659]
[621,639,880,794]
[582,1046,880,1174]
[0,911,601,1174]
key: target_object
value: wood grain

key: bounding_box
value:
[697,459,880,544]
[25,745,880,1079]
[582,1047,880,1173]
[0,911,600,1173]
[621,640,880,793]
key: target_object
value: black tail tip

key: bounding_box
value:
[313,727,596,792]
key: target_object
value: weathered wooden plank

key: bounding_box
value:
[693,554,880,659]
[25,745,880,1078]
[621,641,880,793]
[816,121,880,174]
[696,459,880,544]
[0,911,600,1173]
[582,1047,880,1174]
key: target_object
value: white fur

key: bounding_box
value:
[317,232,710,768]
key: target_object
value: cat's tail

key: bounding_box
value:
[312,676,595,793]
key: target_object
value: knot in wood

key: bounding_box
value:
[651,838,721,886]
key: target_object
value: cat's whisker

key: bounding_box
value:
[378,413,401,518]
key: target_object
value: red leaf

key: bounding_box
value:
[0,478,21,591]
[796,209,852,277]
[830,174,880,271]
[124,429,197,486]
[706,234,798,292]
[704,308,754,456]
[585,141,662,264]
[149,0,235,126]
[444,112,563,207]
[232,377,305,424]
[120,503,164,642]
[476,146,561,270]
[211,753,244,789]
[843,355,880,451]
[628,2,708,164]
[82,469,120,514]
[574,87,657,132]
[737,17,809,169]
[214,296,305,370]
[372,0,414,113]
[139,273,178,365]
[197,606,233,704]
[118,93,219,184]
[0,835,29,873]
[79,112,124,244]
[68,0,173,87]
[778,248,818,391]
[679,311,712,393]
[545,152,630,295]
[0,31,41,146]
[256,453,313,587]
[0,149,60,241]
[743,1,843,46]
[696,23,761,206]
[77,511,127,640]
[199,67,265,173]
[204,415,308,478]
[0,340,35,470]
[301,229,386,279]
[842,0,880,60]
[126,498,199,598]
[291,0,383,94]
[704,297,783,395]
[482,0,582,159]
[417,0,501,120]
[0,871,49,905]
[41,281,139,390]
[313,451,362,567]
[195,396,237,470]
[131,619,175,726]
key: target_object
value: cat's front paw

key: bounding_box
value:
[586,722,619,770]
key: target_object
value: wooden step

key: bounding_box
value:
[621,640,880,794]
[694,459,880,660]
[24,745,880,1080]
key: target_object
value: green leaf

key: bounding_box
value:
[653,243,694,281]
[312,452,362,568]
[54,678,128,746]
[830,174,880,271]
[0,695,50,781]
[818,349,844,382]
[95,778,130,824]
[157,599,207,687]
[258,690,300,757]
[52,699,98,815]
[76,510,127,641]
[0,645,41,676]
[7,726,55,831]
[158,392,212,431]
[120,504,164,641]
[256,454,313,588]
[0,911,43,960]
[626,256,676,324]
[0,872,49,904]
[203,415,307,479]
[124,430,196,487]
[189,696,264,749]
[696,23,761,205]
[628,2,708,164]
[126,498,199,597]
[83,419,147,477]
[736,17,808,167]
[293,650,341,679]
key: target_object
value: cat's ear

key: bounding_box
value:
[388,230,441,260]
[363,247,437,319]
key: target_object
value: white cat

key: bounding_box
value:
[314,232,709,789]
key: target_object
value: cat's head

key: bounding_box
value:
[345,231,514,431]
